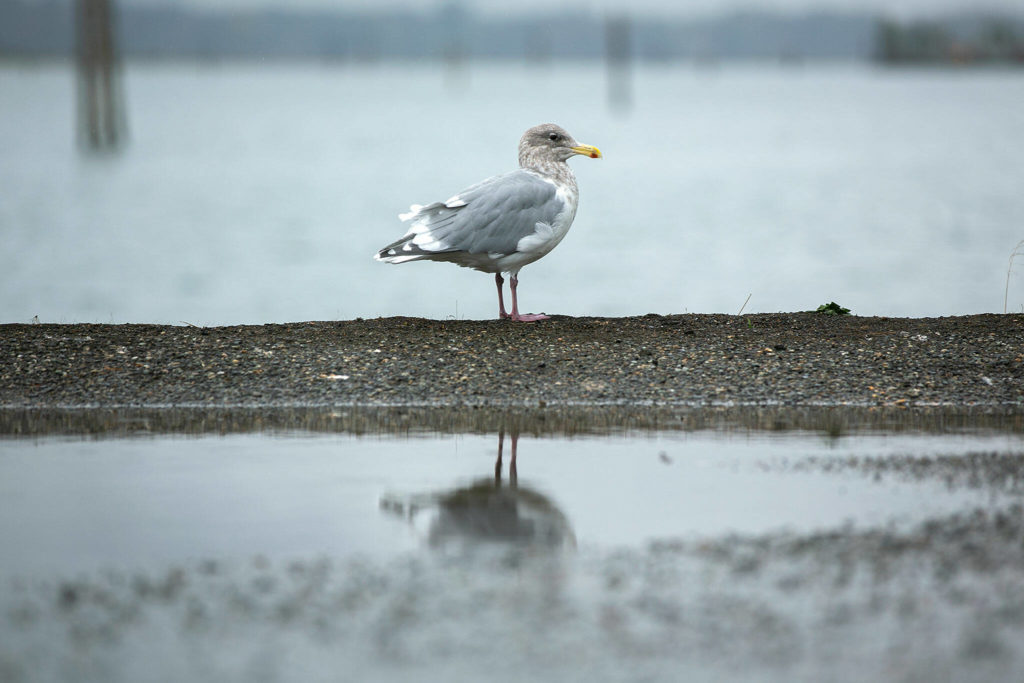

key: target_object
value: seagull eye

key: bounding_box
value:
[548,132,560,141]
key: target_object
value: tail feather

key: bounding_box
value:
[376,202,462,263]
[375,238,428,263]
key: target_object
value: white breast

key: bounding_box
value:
[515,184,579,257]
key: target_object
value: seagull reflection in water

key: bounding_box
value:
[380,429,575,553]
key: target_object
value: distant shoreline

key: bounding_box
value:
[4,2,1024,65]
[2,314,1021,419]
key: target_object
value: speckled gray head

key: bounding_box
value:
[518,123,602,171]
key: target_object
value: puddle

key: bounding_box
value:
[1,426,1023,682]
[0,430,1019,576]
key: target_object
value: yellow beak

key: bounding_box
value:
[570,144,602,159]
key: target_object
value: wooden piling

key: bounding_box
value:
[605,15,632,113]
[76,0,125,150]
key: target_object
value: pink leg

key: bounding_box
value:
[509,274,550,322]
[495,273,510,319]
[494,428,504,483]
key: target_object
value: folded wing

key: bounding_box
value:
[376,170,565,264]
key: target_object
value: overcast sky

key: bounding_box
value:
[117,0,1024,20]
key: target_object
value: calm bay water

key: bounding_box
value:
[2,62,1023,324]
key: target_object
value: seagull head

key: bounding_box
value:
[518,123,602,168]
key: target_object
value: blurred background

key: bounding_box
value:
[2,0,1023,324]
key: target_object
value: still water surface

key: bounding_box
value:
[2,427,1023,682]
[1,429,1018,576]
[2,63,1023,323]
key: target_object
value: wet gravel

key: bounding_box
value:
[772,451,1024,493]
[1,313,1022,408]
[3,504,1023,683]
[1,404,1021,439]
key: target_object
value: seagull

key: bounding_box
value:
[375,123,602,322]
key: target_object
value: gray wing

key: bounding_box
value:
[377,170,564,260]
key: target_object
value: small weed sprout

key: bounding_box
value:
[816,302,851,316]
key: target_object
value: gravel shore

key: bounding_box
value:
[2,313,1022,410]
